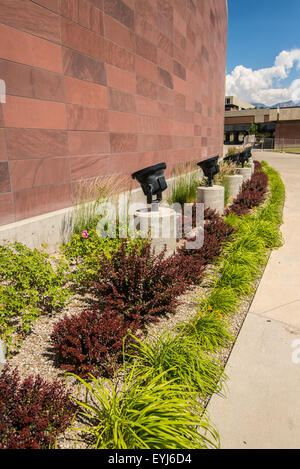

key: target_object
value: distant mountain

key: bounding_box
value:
[270,100,300,108]
[251,102,267,108]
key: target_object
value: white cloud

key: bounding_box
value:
[226,49,300,106]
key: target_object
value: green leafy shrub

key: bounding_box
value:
[0,242,70,352]
[70,369,220,449]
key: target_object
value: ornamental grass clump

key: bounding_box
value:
[70,369,220,449]
[127,331,226,399]
[51,307,140,379]
[0,365,76,449]
[92,242,189,326]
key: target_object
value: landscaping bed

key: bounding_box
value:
[0,161,285,449]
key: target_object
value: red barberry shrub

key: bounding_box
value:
[93,242,188,326]
[178,210,235,276]
[0,365,76,449]
[254,160,263,171]
[51,307,140,379]
[227,171,268,216]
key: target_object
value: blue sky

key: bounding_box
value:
[226,0,300,105]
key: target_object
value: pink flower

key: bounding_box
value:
[81,230,88,239]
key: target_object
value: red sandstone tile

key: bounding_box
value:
[61,18,105,62]
[33,0,59,12]
[106,65,136,94]
[62,48,107,86]
[136,76,157,100]
[87,0,102,9]
[67,104,108,131]
[135,56,158,83]
[158,102,173,119]
[0,130,7,161]
[0,23,62,73]
[0,60,64,102]
[109,88,136,113]
[104,14,135,52]
[14,183,72,221]
[158,67,173,90]
[106,40,135,72]
[77,0,104,33]
[136,35,157,64]
[6,129,68,159]
[135,14,159,46]
[134,0,157,26]
[157,85,174,105]
[158,134,172,150]
[136,115,158,134]
[0,0,60,42]
[65,77,108,108]
[68,131,110,155]
[10,157,70,191]
[137,134,158,152]
[157,48,173,74]
[157,13,173,39]
[174,91,185,109]
[71,154,109,180]
[3,96,66,129]
[110,133,137,153]
[158,118,173,135]
[103,0,134,30]
[173,60,186,80]
[174,45,187,67]
[0,162,10,193]
[135,96,159,117]
[174,28,186,51]
[174,8,186,36]
[0,105,3,127]
[173,75,188,95]
[158,32,173,57]
[0,193,14,225]
[158,0,173,22]
[108,111,137,133]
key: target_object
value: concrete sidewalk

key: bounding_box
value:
[207,151,300,449]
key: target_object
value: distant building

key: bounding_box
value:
[224,107,300,146]
[225,96,255,111]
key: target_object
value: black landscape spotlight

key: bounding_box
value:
[197,156,220,187]
[224,152,241,165]
[132,162,167,211]
[239,149,250,167]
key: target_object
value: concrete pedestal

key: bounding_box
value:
[223,175,244,200]
[134,206,177,257]
[237,167,252,182]
[197,185,225,215]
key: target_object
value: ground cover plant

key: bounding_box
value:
[0,365,76,449]
[0,242,70,352]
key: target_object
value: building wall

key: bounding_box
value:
[0,0,227,226]
[275,121,300,140]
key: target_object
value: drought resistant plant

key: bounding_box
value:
[226,170,268,216]
[0,242,70,352]
[70,368,220,449]
[181,309,233,351]
[92,242,188,326]
[127,330,226,398]
[51,307,140,379]
[167,160,202,206]
[0,365,76,449]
